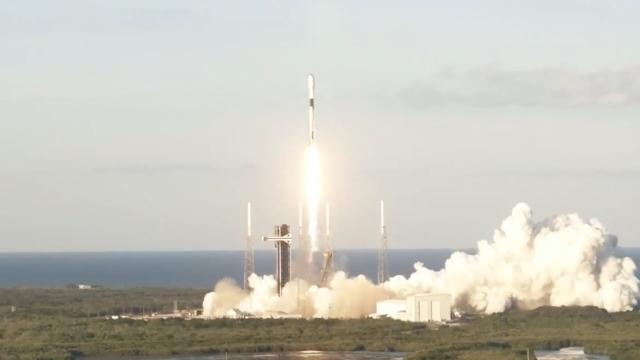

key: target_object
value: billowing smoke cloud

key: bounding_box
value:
[386,203,639,313]
[203,203,639,318]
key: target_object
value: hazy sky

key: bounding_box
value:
[2,1,639,251]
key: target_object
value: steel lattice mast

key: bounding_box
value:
[243,202,254,291]
[377,200,388,284]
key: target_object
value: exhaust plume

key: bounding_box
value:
[304,144,321,261]
[203,203,639,318]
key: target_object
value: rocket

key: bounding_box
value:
[308,74,315,143]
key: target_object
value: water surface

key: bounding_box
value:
[1,248,637,288]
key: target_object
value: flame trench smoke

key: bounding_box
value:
[304,144,321,262]
[204,203,639,318]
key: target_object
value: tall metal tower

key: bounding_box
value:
[320,202,333,286]
[263,224,292,296]
[377,200,388,284]
[243,202,254,291]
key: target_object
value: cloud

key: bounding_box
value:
[93,163,256,175]
[402,65,640,107]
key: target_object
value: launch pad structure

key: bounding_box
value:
[263,224,292,296]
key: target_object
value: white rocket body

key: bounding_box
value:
[308,74,315,143]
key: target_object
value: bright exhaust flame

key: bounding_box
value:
[304,144,321,262]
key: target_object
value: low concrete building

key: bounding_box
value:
[405,293,451,322]
[373,293,452,323]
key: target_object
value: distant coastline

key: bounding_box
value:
[1,248,638,288]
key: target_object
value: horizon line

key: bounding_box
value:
[2,247,640,254]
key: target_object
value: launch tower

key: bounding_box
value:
[263,224,292,296]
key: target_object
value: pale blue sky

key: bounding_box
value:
[1,1,639,251]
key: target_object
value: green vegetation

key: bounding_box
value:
[1,288,639,359]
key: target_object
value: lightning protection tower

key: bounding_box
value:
[243,202,255,291]
[377,200,388,284]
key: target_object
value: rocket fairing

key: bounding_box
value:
[308,74,315,143]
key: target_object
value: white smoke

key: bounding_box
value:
[203,271,389,319]
[203,203,639,317]
[386,203,639,313]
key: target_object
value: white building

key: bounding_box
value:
[405,293,451,322]
[373,293,452,322]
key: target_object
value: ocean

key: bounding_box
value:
[1,248,639,288]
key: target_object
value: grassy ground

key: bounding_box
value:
[1,288,638,359]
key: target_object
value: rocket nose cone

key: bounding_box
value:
[308,74,315,91]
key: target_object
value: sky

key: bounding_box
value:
[1,0,639,251]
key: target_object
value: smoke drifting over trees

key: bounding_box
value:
[204,203,639,318]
